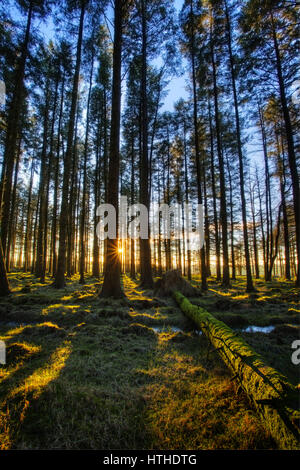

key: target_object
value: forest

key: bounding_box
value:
[0,0,299,452]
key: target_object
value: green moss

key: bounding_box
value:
[174,291,300,450]
[0,273,296,450]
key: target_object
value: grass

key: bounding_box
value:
[174,291,300,449]
[190,275,300,386]
[0,272,299,449]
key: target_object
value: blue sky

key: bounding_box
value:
[33,0,188,113]
[161,0,189,112]
[160,73,189,112]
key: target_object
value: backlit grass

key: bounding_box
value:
[0,272,298,449]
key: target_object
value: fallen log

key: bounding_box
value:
[174,291,300,450]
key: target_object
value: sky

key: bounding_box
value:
[160,74,189,113]
[160,0,190,112]
[32,0,188,113]
[9,0,265,169]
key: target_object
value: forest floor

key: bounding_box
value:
[0,272,299,450]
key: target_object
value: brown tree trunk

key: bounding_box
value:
[99,0,125,298]
[271,11,300,286]
[183,122,191,280]
[210,33,230,287]
[203,164,211,277]
[35,79,51,281]
[130,128,136,279]
[54,1,86,288]
[249,178,260,279]
[0,1,33,256]
[277,134,291,280]
[51,74,65,277]
[224,0,253,290]
[6,138,21,271]
[256,168,267,279]
[45,72,60,276]
[208,100,221,281]
[190,0,207,290]
[23,158,34,272]
[0,241,10,296]
[225,152,236,280]
[79,54,94,284]
[92,119,101,279]
[139,0,153,288]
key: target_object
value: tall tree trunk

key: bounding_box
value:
[23,158,34,272]
[0,1,33,256]
[31,195,39,273]
[225,152,236,280]
[157,164,163,277]
[6,138,21,271]
[0,1,33,294]
[271,10,300,286]
[183,121,191,280]
[190,0,207,290]
[139,0,153,288]
[79,54,94,284]
[51,74,65,277]
[249,178,260,279]
[130,127,136,279]
[277,133,291,280]
[208,100,221,280]
[35,79,51,281]
[100,0,125,298]
[45,72,60,276]
[0,241,10,296]
[92,116,101,279]
[67,107,80,277]
[258,104,273,281]
[203,164,211,276]
[256,168,267,279]
[210,32,230,287]
[224,0,253,290]
[176,159,183,275]
[54,1,86,288]
[165,129,171,271]
[267,204,282,280]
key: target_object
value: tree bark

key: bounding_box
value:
[271,10,300,286]
[174,291,300,450]
[208,99,220,281]
[79,54,94,284]
[35,78,51,281]
[224,0,253,291]
[0,241,10,296]
[190,0,207,290]
[0,1,33,256]
[99,0,125,298]
[210,29,230,287]
[54,1,86,288]
[139,0,153,289]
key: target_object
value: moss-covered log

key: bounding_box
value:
[174,291,300,450]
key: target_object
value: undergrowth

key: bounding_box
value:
[0,272,298,449]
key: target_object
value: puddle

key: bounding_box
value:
[240,325,276,334]
[194,330,203,336]
[150,324,278,336]
[151,326,203,337]
[151,324,279,336]
[192,325,276,335]
[151,326,183,334]
[190,326,276,336]
[152,325,298,336]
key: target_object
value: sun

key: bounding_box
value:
[118,247,123,254]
